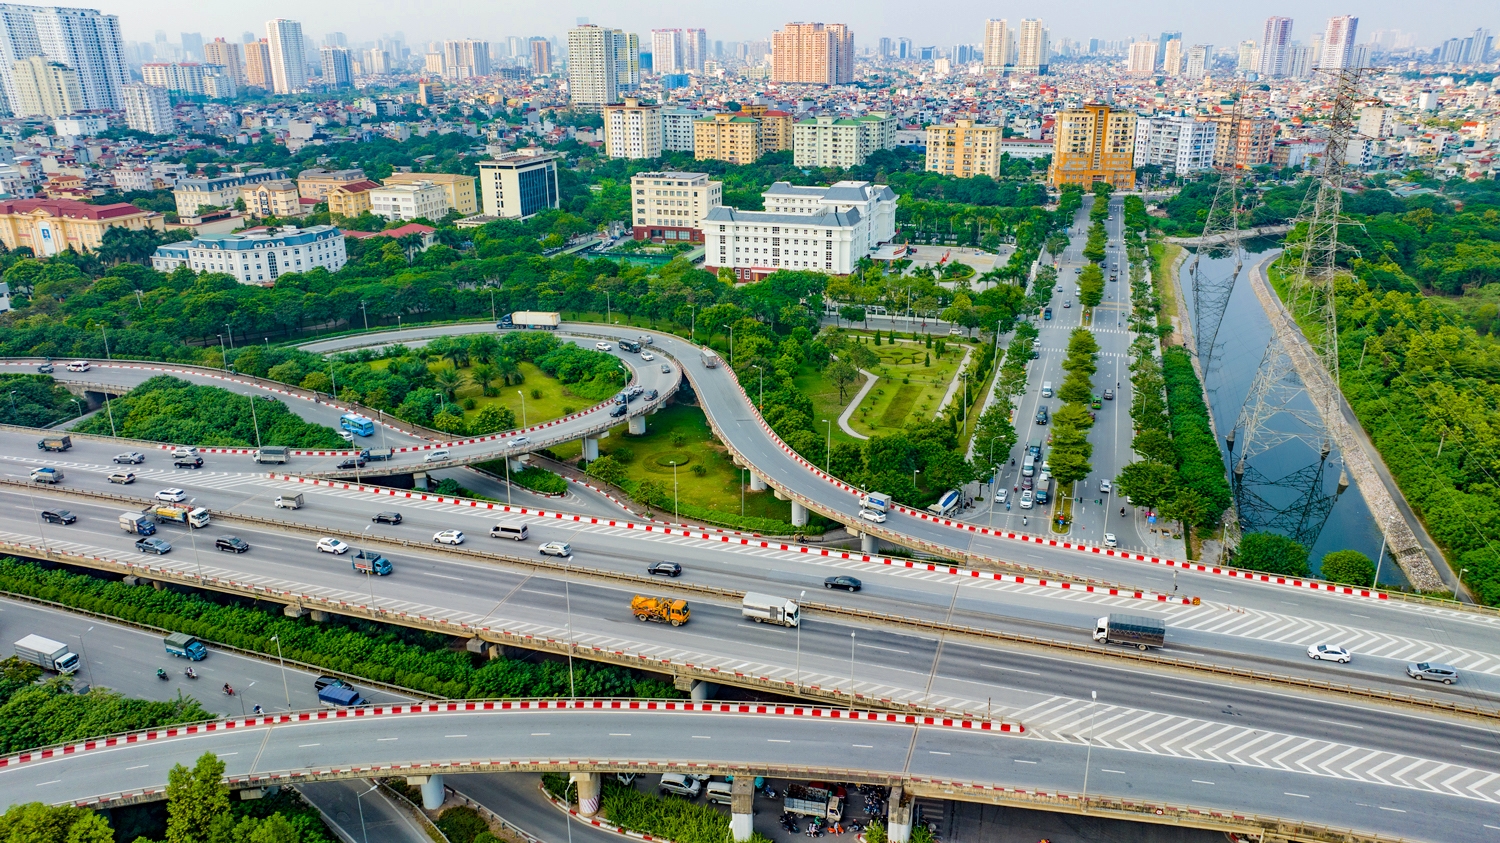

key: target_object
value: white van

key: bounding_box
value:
[1041,382,1054,398]
[1022,455,1036,477]
[65,360,91,372]
[490,523,529,541]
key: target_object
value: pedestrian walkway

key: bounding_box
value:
[932,346,974,418]
[837,368,878,440]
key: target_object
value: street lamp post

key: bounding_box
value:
[103,393,116,437]
[360,301,369,332]
[1082,690,1098,812]
[565,569,576,699]
[271,635,290,708]
[518,390,527,427]
[823,419,831,472]
[100,325,111,360]
[1456,568,1469,601]
[671,460,678,521]
[720,324,734,367]
[74,626,95,688]
[187,498,203,583]
[795,589,806,689]
[217,335,227,369]
[225,324,234,350]
[356,782,379,843]
[248,395,262,448]
[751,364,763,407]
[71,398,82,418]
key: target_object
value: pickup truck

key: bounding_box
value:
[317,685,367,708]
[164,632,207,661]
[352,550,392,576]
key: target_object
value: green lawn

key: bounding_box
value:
[450,361,593,427]
[842,336,963,437]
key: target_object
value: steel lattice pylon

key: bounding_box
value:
[1187,94,1245,375]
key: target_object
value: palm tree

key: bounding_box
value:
[495,355,523,386]
[470,362,501,397]
[433,367,462,399]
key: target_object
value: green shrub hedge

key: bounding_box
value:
[73,375,345,448]
[1160,347,1233,524]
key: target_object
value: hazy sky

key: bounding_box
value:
[97,0,1494,49]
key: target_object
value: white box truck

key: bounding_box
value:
[742,592,800,627]
[14,634,79,674]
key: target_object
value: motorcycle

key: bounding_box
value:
[156,668,168,680]
[183,667,197,679]
[223,684,235,696]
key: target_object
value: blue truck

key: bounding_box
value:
[318,685,367,708]
[164,632,207,660]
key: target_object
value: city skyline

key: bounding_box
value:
[86,0,1496,51]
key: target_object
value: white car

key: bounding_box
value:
[424,449,450,462]
[1019,490,1034,509]
[640,352,655,361]
[512,435,530,446]
[433,530,465,545]
[339,430,355,442]
[857,508,887,524]
[1103,533,1117,548]
[316,537,350,555]
[538,541,571,557]
[1100,479,1112,493]
[155,488,186,503]
[595,342,613,352]
[65,360,91,372]
[994,488,1008,504]
[1308,644,1352,664]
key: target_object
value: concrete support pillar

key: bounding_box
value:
[151,580,166,591]
[628,415,647,435]
[572,772,601,817]
[791,501,809,527]
[860,532,878,554]
[748,472,766,491]
[308,610,329,623]
[690,680,717,702]
[582,436,600,461]
[282,604,308,619]
[414,471,430,491]
[729,776,754,841]
[419,774,445,810]
[886,786,912,843]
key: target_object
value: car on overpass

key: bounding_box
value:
[156,488,186,503]
[595,342,613,352]
[857,507,886,524]
[316,538,350,555]
[824,576,862,592]
[40,509,76,525]
[135,537,171,555]
[372,512,403,525]
[539,541,571,557]
[215,536,250,553]
[647,561,682,577]
[424,450,450,463]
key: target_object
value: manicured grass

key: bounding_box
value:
[450,361,591,427]
[844,336,962,437]
[595,404,792,522]
[794,366,864,450]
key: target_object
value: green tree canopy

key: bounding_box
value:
[1234,532,1311,578]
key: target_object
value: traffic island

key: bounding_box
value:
[1051,482,1074,534]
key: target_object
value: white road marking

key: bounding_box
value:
[126,765,149,770]
[1192,780,1215,785]
[1285,793,1309,798]
[1463,745,1500,755]
[929,751,951,756]
[768,739,791,743]
[852,745,873,749]
[1378,807,1406,813]
[377,738,398,742]
[1318,719,1363,729]
[35,780,60,787]
[445,735,467,738]
[531,733,550,736]
[1014,760,1037,764]
[980,664,1041,676]
[1101,769,1126,774]
[299,744,320,748]
[609,733,631,737]
[1149,691,1211,704]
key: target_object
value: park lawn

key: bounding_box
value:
[596,404,792,522]
[449,361,596,428]
[843,337,962,437]
[794,366,863,451]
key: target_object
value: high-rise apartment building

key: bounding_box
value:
[1183,44,1211,79]
[265,18,307,94]
[1128,42,1157,76]
[122,82,173,134]
[1162,39,1183,75]
[204,38,246,87]
[1155,31,1181,69]
[1014,19,1048,73]
[0,3,128,113]
[1237,40,1259,72]
[651,29,682,73]
[684,28,707,73]
[1320,15,1358,69]
[10,55,80,117]
[615,31,639,89]
[1205,115,1276,168]
[604,96,663,160]
[244,39,271,88]
[364,48,389,74]
[1049,104,1137,190]
[443,39,490,79]
[1259,16,1293,77]
[877,37,893,60]
[770,22,853,85]
[662,107,705,151]
[180,32,203,61]
[320,46,353,88]
[694,112,762,164]
[1133,115,1217,174]
[983,19,1014,69]
[530,38,552,74]
[925,119,1004,179]
[142,61,210,95]
[567,25,617,108]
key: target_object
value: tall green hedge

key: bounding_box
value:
[1160,347,1233,524]
[73,375,345,448]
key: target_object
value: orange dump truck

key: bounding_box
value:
[631,595,690,626]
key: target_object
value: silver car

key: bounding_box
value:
[424,449,450,462]
[1407,662,1458,684]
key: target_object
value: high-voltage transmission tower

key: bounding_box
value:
[1226,71,1365,553]
[1185,93,1245,376]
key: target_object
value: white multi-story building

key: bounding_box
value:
[173,168,284,217]
[603,96,662,160]
[1320,15,1358,69]
[53,113,104,138]
[151,225,346,285]
[662,107,704,152]
[651,29,681,73]
[111,165,153,192]
[122,83,173,135]
[142,61,208,95]
[476,150,559,219]
[793,113,897,169]
[1133,116,1218,175]
[265,18,307,94]
[0,3,128,112]
[1183,44,1210,79]
[566,24,617,108]
[370,179,448,221]
[630,171,721,242]
[703,180,898,281]
[1259,16,1293,77]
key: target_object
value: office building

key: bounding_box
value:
[9,55,81,117]
[0,3,128,113]
[1049,104,1137,190]
[0,197,161,254]
[1320,15,1358,69]
[296,168,365,200]
[703,180,897,280]
[1184,44,1211,79]
[173,168,285,217]
[567,25,616,108]
[1134,115,1218,174]
[925,119,1004,178]
[651,29,682,74]
[265,18,306,94]
[694,112,762,164]
[1128,42,1157,76]
[662,106,704,151]
[150,225,346,285]
[320,46,353,88]
[326,179,378,218]
[1259,16,1293,77]
[418,79,444,107]
[983,19,1014,69]
[530,37,552,74]
[382,172,477,216]
[477,150,559,219]
[631,171,721,242]
[371,180,448,221]
[203,38,246,86]
[244,39,271,88]
[1014,19,1048,73]
[1161,39,1182,75]
[443,39,490,79]
[770,22,853,85]
[122,82,173,134]
[240,179,304,219]
[604,96,663,160]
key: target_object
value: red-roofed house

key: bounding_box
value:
[327,180,380,218]
[0,198,164,255]
[342,222,436,251]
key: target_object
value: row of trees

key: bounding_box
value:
[73,376,346,448]
[1048,329,1100,498]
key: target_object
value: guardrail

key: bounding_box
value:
[3,477,1493,723]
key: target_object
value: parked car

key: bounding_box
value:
[40,509,76,525]
[316,537,350,555]
[424,449,450,462]
[372,512,403,524]
[824,576,862,592]
[1308,644,1351,663]
[114,452,146,464]
[1407,662,1457,684]
[658,774,701,798]
[135,537,171,555]
[647,561,682,577]
[215,536,250,553]
[156,488,187,503]
[433,530,465,545]
[538,541,571,557]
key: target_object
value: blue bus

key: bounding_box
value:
[340,413,375,437]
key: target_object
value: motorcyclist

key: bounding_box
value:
[223,683,234,695]
[156,668,167,680]
[253,705,264,715]
[185,666,196,678]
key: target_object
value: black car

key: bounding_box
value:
[174,457,204,469]
[337,458,366,470]
[36,362,53,373]
[372,512,403,524]
[1035,407,1049,425]
[215,536,250,553]
[40,509,76,525]
[644,389,659,400]
[824,576,862,592]
[610,404,628,417]
[313,675,350,691]
[647,561,682,577]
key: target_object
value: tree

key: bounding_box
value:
[839,305,866,327]
[472,403,516,433]
[166,752,233,843]
[827,359,859,401]
[469,363,501,396]
[1320,550,1376,587]
[1131,428,1176,465]
[0,803,113,843]
[432,410,468,435]
[637,479,667,515]
[1160,488,1206,533]
[1058,370,1094,405]
[1115,460,1176,510]
[1234,532,1311,577]
[1078,263,1105,308]
[433,366,462,399]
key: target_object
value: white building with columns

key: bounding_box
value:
[703,180,897,281]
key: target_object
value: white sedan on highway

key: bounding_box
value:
[1308,644,1352,664]
[433,530,465,545]
[316,537,350,555]
[641,352,655,361]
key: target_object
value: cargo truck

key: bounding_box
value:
[741,592,800,627]
[700,348,720,368]
[36,435,71,452]
[784,784,843,821]
[253,446,289,464]
[360,448,397,461]
[1093,614,1166,651]
[860,491,890,515]
[631,595,690,626]
[317,685,367,708]
[14,634,79,674]
[145,504,211,528]
[164,632,207,661]
[119,512,157,535]
[274,493,304,510]
[352,550,392,576]
[505,311,561,330]
[30,467,63,484]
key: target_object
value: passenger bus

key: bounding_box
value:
[340,413,375,437]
